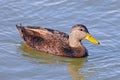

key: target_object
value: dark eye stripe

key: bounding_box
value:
[79,29,87,32]
[80,29,83,31]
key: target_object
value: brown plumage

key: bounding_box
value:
[16,24,99,58]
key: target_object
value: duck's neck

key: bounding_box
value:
[69,32,86,56]
[69,38,80,47]
[69,32,82,48]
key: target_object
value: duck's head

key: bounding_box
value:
[69,24,100,47]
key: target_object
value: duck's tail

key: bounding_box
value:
[16,24,25,38]
[16,24,44,48]
[16,24,32,47]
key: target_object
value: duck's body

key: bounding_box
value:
[16,24,99,58]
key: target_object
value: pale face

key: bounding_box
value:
[70,24,100,45]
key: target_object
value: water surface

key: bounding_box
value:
[0,0,120,80]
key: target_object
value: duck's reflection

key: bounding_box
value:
[67,58,86,80]
[19,42,87,80]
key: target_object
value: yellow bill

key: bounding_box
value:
[85,33,100,44]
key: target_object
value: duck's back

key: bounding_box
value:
[16,25,74,56]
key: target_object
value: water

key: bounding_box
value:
[0,0,120,80]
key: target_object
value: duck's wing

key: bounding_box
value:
[16,24,71,56]
[44,28,69,43]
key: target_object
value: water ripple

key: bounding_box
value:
[0,0,120,80]
[43,0,67,6]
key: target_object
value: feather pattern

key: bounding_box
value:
[16,24,88,57]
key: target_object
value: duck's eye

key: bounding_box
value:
[80,29,83,31]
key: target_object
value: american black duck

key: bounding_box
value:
[16,24,99,58]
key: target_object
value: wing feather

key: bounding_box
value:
[16,25,70,55]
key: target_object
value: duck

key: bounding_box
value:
[16,24,100,58]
